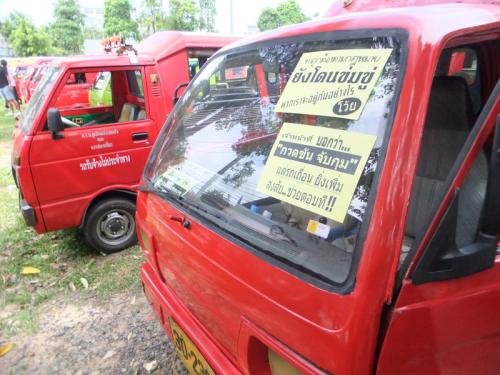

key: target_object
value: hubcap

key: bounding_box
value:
[96,209,135,246]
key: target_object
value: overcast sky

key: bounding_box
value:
[0,0,333,34]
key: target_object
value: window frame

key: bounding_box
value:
[143,29,409,294]
[37,66,150,133]
[398,79,500,286]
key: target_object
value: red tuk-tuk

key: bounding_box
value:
[137,1,500,374]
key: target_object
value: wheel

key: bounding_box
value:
[83,197,137,253]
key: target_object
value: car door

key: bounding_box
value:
[29,67,158,231]
[377,40,500,375]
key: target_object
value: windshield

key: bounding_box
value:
[21,66,60,133]
[146,31,406,288]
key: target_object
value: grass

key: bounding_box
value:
[0,109,144,338]
[0,110,15,142]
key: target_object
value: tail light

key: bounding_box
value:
[268,349,304,375]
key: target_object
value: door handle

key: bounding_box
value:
[132,132,148,141]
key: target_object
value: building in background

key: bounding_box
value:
[82,4,104,39]
[0,35,14,57]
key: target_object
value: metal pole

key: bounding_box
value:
[229,0,234,33]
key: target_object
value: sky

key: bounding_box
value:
[0,0,333,35]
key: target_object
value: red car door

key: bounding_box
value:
[29,67,158,231]
[377,46,500,375]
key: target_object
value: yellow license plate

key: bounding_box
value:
[169,318,215,375]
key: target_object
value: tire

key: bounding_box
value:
[83,197,137,254]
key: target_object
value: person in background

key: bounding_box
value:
[7,63,21,105]
[0,59,21,117]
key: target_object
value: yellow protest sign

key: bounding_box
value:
[257,123,376,222]
[275,49,393,120]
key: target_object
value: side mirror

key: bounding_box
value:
[47,108,64,139]
[173,82,189,105]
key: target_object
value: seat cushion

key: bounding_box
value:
[118,103,138,122]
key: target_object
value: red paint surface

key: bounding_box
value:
[137,3,500,375]
[11,32,238,234]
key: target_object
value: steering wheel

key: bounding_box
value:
[61,116,80,128]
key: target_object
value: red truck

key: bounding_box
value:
[137,1,500,375]
[11,31,238,253]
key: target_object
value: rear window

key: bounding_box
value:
[447,48,477,84]
[146,31,406,289]
[126,70,144,98]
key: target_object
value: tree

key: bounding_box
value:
[50,0,85,55]
[0,11,26,41]
[198,0,216,32]
[257,0,309,31]
[10,17,51,57]
[104,0,139,39]
[139,0,168,37]
[166,0,200,31]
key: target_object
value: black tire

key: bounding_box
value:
[83,197,137,254]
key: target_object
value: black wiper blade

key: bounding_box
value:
[184,198,227,222]
[140,182,226,222]
[139,184,185,204]
[269,224,298,247]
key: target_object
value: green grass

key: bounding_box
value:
[0,108,16,142]
[0,111,144,337]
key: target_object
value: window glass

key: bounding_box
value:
[48,69,147,128]
[89,71,112,107]
[146,32,405,287]
[31,66,46,84]
[21,66,60,133]
[188,49,216,79]
[447,48,478,85]
[126,70,144,98]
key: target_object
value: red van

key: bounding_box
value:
[137,2,500,374]
[11,31,238,253]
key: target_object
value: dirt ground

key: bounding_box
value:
[0,112,189,374]
[1,290,188,375]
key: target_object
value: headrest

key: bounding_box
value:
[425,76,474,131]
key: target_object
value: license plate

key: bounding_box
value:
[169,318,215,375]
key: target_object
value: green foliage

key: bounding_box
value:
[0,11,25,41]
[0,114,144,336]
[166,0,200,32]
[50,0,85,55]
[104,0,139,39]
[138,0,168,36]
[198,0,216,32]
[9,17,52,57]
[257,0,309,31]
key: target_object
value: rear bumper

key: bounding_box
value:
[140,262,241,374]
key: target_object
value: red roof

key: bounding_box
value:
[137,31,241,62]
[222,2,499,53]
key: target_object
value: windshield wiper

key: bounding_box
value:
[140,183,226,222]
[269,224,298,247]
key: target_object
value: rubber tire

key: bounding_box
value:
[83,198,137,254]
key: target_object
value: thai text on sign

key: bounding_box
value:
[257,123,376,222]
[275,49,393,120]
